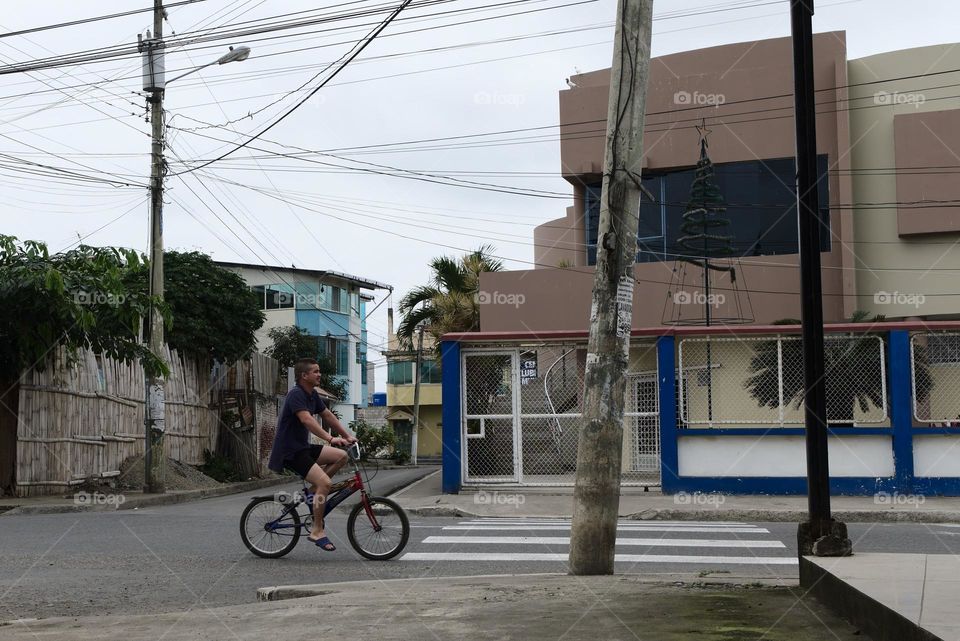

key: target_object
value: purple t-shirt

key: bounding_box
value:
[267,385,327,473]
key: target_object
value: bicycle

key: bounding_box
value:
[239,443,410,560]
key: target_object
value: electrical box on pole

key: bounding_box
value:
[140,35,165,93]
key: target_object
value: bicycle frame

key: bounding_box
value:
[264,444,384,535]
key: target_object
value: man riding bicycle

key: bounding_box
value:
[268,358,357,552]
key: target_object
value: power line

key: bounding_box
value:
[169,0,416,176]
[196,169,960,274]
[194,168,960,294]
[0,0,210,40]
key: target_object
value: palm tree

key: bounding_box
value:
[396,245,504,352]
[744,311,933,424]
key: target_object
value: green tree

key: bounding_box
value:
[0,235,165,383]
[264,325,346,401]
[744,312,933,423]
[125,251,265,363]
[396,245,504,353]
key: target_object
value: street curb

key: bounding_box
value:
[1,476,293,516]
[256,572,796,603]
[395,505,960,523]
[623,508,960,523]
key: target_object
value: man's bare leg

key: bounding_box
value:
[321,447,348,481]
[304,448,349,542]
[304,464,331,541]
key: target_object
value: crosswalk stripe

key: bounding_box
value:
[423,536,785,548]
[400,552,797,564]
[459,520,754,527]
[442,525,768,533]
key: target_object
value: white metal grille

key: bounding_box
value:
[518,345,584,482]
[462,351,517,482]
[461,343,660,486]
[625,371,660,483]
[678,334,887,426]
[911,332,960,425]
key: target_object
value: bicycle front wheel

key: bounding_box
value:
[347,496,410,560]
[240,497,301,558]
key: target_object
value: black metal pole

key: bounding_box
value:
[790,0,850,557]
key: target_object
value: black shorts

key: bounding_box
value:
[283,444,324,479]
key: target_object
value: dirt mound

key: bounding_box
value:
[117,456,223,492]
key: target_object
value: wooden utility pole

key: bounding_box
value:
[144,0,167,493]
[569,0,653,575]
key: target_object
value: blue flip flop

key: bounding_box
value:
[307,536,336,552]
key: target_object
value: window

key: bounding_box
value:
[350,292,360,316]
[265,284,294,310]
[250,284,294,310]
[388,361,414,385]
[251,285,266,308]
[317,285,349,313]
[317,336,349,377]
[338,341,349,377]
[584,156,832,266]
[584,184,602,265]
[420,360,442,384]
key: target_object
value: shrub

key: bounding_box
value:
[352,420,395,460]
[200,449,242,483]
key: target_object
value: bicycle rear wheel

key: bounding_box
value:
[347,496,409,560]
[240,497,301,558]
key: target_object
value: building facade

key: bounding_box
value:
[479,32,960,331]
[218,262,391,423]
[439,33,960,494]
[384,326,443,462]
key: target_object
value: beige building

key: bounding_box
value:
[383,320,443,461]
[479,32,960,332]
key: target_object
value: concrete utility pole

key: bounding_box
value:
[790,0,850,556]
[144,0,167,493]
[410,324,425,465]
[569,0,653,575]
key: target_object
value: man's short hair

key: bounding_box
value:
[294,358,318,383]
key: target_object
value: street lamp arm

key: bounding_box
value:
[164,59,216,86]
[163,45,251,86]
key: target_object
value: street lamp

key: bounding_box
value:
[139,3,251,493]
[164,46,252,85]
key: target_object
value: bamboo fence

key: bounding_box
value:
[14,346,220,497]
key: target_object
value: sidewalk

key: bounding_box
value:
[803,553,960,641]
[0,476,292,516]
[0,574,866,641]
[0,464,438,516]
[393,471,960,522]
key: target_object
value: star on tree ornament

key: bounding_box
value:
[695,120,713,148]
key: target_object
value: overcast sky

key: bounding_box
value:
[0,0,955,389]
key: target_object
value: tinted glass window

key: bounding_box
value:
[584,155,831,265]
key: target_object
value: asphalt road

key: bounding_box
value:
[3,481,960,623]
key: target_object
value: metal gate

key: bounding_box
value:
[461,345,660,486]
